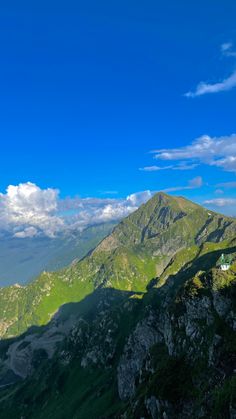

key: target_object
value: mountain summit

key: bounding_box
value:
[96,192,236,263]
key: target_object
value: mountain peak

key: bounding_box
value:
[96,192,236,255]
[149,191,201,210]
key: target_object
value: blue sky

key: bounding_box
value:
[0,0,236,237]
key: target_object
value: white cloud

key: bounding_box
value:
[139,162,198,171]
[14,227,38,238]
[0,182,63,238]
[213,156,236,172]
[204,197,236,217]
[204,198,236,207]
[0,182,153,238]
[185,70,236,97]
[152,134,236,173]
[126,190,152,206]
[185,42,236,97]
[140,165,173,172]
[62,190,153,229]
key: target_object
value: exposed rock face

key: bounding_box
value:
[118,313,162,400]
[212,290,232,317]
[145,396,161,419]
[2,315,75,381]
[117,272,236,417]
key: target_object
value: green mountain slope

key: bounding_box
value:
[97,192,235,253]
[0,192,235,418]
[0,192,236,339]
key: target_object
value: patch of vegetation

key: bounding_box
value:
[212,376,236,419]
[150,356,195,403]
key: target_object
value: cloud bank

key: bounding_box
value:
[0,183,153,238]
[1,177,233,239]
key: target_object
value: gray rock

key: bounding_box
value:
[117,314,163,400]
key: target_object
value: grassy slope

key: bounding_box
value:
[0,245,159,338]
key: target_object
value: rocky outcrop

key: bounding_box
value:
[117,275,236,417]
[118,313,162,400]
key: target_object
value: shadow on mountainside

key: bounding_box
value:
[0,242,236,418]
[0,287,144,388]
[0,244,235,394]
[0,246,236,389]
[164,244,236,290]
[0,287,148,419]
[145,245,236,305]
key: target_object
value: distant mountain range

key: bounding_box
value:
[0,222,116,286]
[0,193,235,418]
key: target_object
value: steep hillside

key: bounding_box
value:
[0,193,236,340]
[97,193,235,253]
[0,245,235,418]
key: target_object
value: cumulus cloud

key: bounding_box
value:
[0,182,153,238]
[152,134,236,173]
[126,190,152,206]
[0,182,63,238]
[60,190,153,230]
